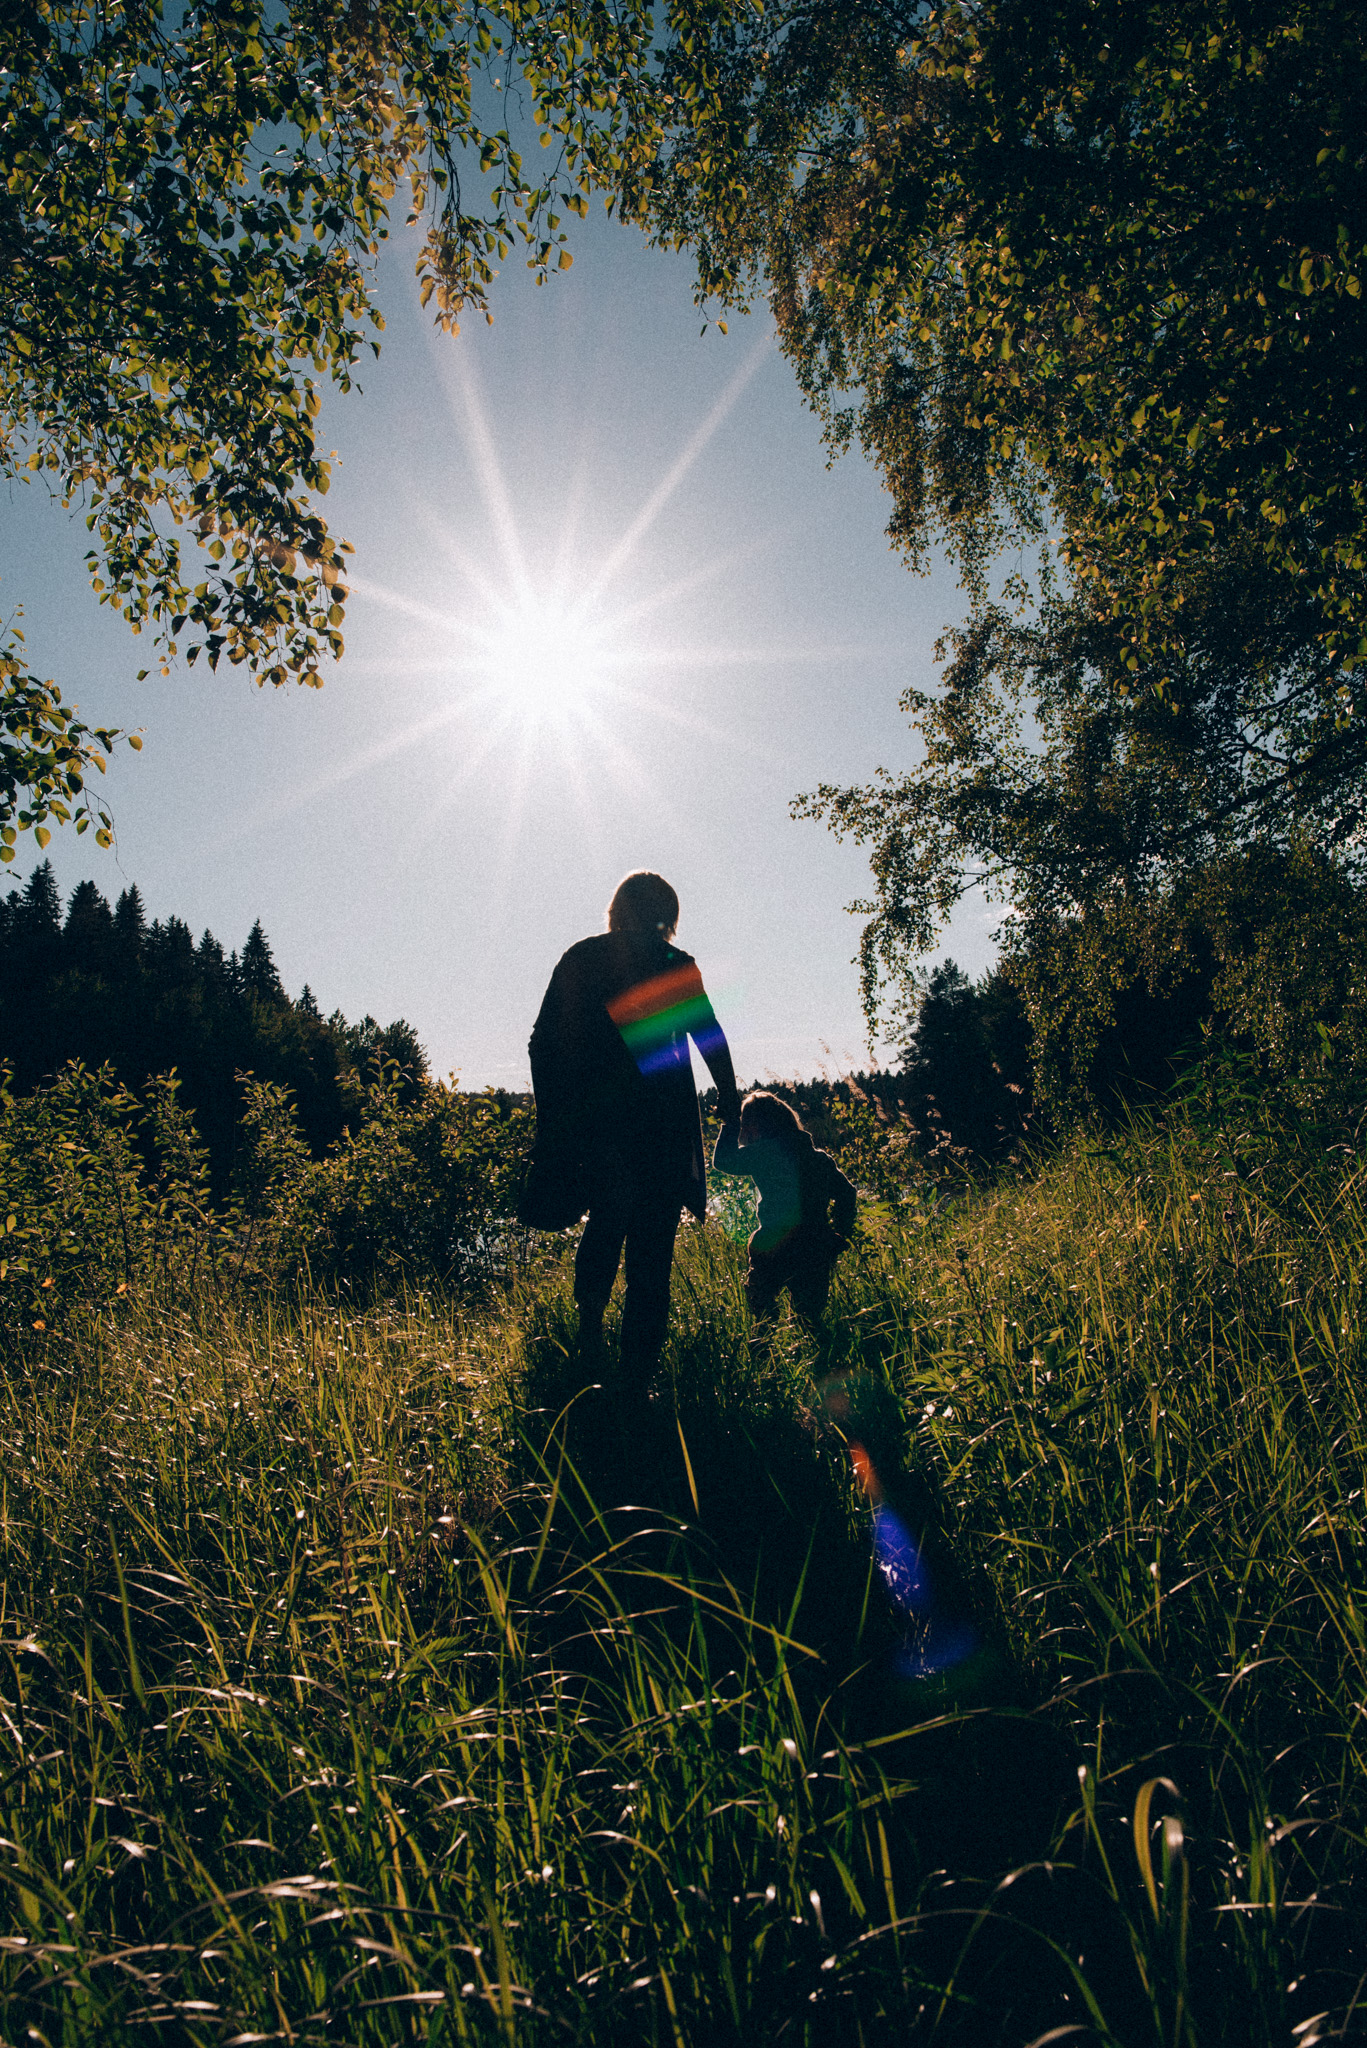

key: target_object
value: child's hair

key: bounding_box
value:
[740,1089,806,1148]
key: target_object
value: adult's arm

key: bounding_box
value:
[690,999,741,1124]
[827,1157,858,1241]
[712,1119,745,1175]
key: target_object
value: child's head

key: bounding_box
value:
[739,1089,805,1149]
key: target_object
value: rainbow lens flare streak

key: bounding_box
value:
[607,966,725,1075]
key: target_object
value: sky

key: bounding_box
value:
[1,203,1000,1089]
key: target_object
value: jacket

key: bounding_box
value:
[712,1123,858,1252]
[528,931,725,1219]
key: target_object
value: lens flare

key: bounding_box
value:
[480,592,609,714]
[871,1503,934,1618]
[839,1390,983,1683]
[607,962,719,1074]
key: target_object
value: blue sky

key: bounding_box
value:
[2,204,998,1087]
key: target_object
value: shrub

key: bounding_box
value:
[0,1063,535,1330]
[236,1072,535,1293]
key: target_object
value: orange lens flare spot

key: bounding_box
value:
[849,1440,883,1503]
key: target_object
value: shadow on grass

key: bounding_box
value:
[507,1262,1074,1894]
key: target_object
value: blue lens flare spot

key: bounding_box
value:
[871,1504,933,1617]
[870,1500,982,1681]
[893,1623,982,1681]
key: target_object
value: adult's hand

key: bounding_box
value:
[705,1049,741,1126]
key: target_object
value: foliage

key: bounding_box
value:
[892,958,1033,1162]
[3,1090,1367,2037]
[0,1062,218,1331]
[987,845,1367,1120]
[637,0,1367,1015]
[794,552,1367,1110]
[234,1069,534,1292]
[797,543,1367,1042]
[0,1056,533,1333]
[1,0,674,845]
[0,861,425,1185]
[0,618,140,863]
[708,980,1032,1190]
[642,0,1367,674]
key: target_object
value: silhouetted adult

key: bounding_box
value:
[527,872,741,1376]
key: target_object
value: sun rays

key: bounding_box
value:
[219,320,896,867]
[342,334,774,774]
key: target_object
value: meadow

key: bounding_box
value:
[2,1068,1366,2044]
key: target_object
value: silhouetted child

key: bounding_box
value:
[713,1090,857,1338]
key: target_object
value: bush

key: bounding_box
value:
[0,1063,535,1331]
[235,1071,534,1292]
[0,1063,217,1332]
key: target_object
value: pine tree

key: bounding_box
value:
[63,880,116,977]
[21,860,62,939]
[146,916,196,986]
[113,886,146,967]
[197,930,227,987]
[0,871,431,1185]
[8,862,64,986]
[898,961,1030,1162]
[239,920,285,1004]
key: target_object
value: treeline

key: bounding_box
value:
[1,862,427,1191]
[13,848,1367,1222]
[750,847,1367,1173]
[723,963,1035,1183]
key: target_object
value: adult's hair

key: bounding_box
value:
[740,1090,807,1147]
[607,871,679,937]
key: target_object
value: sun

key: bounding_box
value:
[337,335,776,776]
[476,591,610,716]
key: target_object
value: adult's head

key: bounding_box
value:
[607,870,679,939]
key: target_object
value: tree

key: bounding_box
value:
[112,885,147,965]
[793,536,1367,1111]
[644,0,1366,661]
[346,1013,430,1098]
[239,919,286,1005]
[894,958,1031,1159]
[989,842,1367,1116]
[2,0,672,857]
[63,876,117,976]
[624,0,1367,1075]
[798,536,1367,1020]
[0,867,426,1182]
[146,914,199,989]
[20,859,63,940]
[629,0,1367,940]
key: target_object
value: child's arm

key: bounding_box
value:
[712,1121,747,1177]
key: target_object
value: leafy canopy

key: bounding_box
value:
[797,539,1367,1020]
[643,0,1367,664]
[1,0,670,857]
[625,0,1367,1041]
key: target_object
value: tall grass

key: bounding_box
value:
[3,1091,1366,2042]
